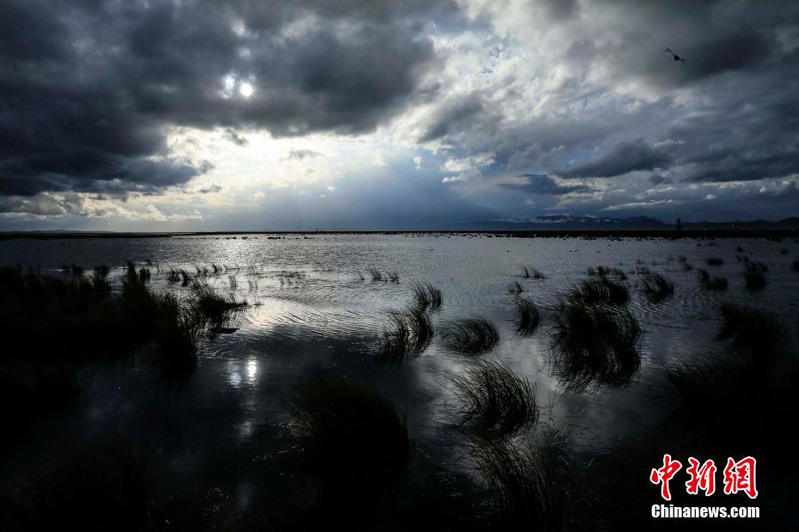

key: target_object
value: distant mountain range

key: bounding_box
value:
[3,216,799,236]
[453,215,799,231]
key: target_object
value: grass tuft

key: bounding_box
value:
[697,269,728,290]
[442,317,500,354]
[550,299,641,389]
[192,283,247,328]
[743,262,768,289]
[640,270,674,302]
[289,376,410,509]
[587,266,628,281]
[569,277,629,306]
[468,439,566,529]
[412,282,443,311]
[452,361,538,439]
[378,306,434,363]
[515,298,540,336]
[521,265,547,279]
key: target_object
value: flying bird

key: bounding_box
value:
[663,47,686,65]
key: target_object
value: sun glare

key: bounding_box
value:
[240,82,254,98]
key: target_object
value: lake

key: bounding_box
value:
[1,233,796,529]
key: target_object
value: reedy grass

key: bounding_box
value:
[378,306,434,363]
[191,283,247,328]
[697,268,728,290]
[677,256,693,271]
[468,438,566,530]
[508,281,524,295]
[568,277,629,306]
[640,270,674,303]
[289,376,410,510]
[515,298,540,336]
[451,361,538,439]
[442,317,500,354]
[586,265,628,281]
[412,282,442,311]
[0,267,211,380]
[550,298,641,390]
[521,265,547,279]
[743,262,768,289]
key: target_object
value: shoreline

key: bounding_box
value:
[2,229,798,240]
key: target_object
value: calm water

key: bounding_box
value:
[2,234,797,522]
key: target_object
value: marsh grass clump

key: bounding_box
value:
[587,266,628,281]
[387,271,400,283]
[378,306,434,363]
[508,281,524,295]
[640,271,674,303]
[569,277,629,306]
[677,256,693,271]
[451,361,538,439]
[277,270,305,287]
[166,268,180,283]
[442,317,500,354]
[706,257,724,266]
[0,439,147,531]
[743,262,768,289]
[719,303,783,356]
[94,265,110,278]
[412,282,442,311]
[289,376,410,510]
[515,299,540,336]
[368,268,384,282]
[192,283,247,328]
[468,439,566,530]
[138,268,151,283]
[550,300,641,389]
[521,266,546,279]
[697,269,728,290]
[0,268,205,380]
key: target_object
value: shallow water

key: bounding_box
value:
[2,233,798,523]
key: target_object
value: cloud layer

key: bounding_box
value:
[1,0,798,229]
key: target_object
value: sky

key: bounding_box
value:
[1,0,798,231]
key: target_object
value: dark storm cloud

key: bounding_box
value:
[0,0,450,201]
[501,174,591,195]
[560,139,671,178]
[419,96,484,143]
[648,174,670,186]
